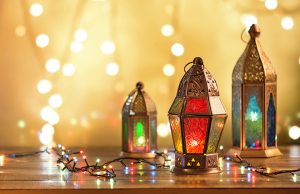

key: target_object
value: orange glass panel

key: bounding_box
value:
[169,115,183,153]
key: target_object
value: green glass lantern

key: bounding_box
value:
[121,82,157,158]
[229,24,282,157]
[168,57,227,174]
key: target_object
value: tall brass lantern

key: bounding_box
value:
[168,57,227,174]
[229,24,282,157]
[121,82,157,158]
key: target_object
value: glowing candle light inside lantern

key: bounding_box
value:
[62,63,76,76]
[161,24,174,37]
[36,34,49,48]
[171,43,184,56]
[281,16,294,30]
[106,62,119,76]
[30,3,44,17]
[37,80,52,94]
[163,64,175,77]
[135,122,145,146]
[45,58,61,73]
[100,41,116,55]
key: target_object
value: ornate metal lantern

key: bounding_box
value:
[121,82,157,158]
[168,57,227,174]
[229,24,282,157]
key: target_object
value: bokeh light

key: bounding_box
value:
[288,125,300,140]
[161,24,174,37]
[62,63,76,76]
[35,34,49,48]
[40,106,60,125]
[163,64,175,77]
[264,0,278,10]
[106,62,119,76]
[15,25,26,37]
[281,17,294,30]
[171,43,184,56]
[37,80,52,94]
[49,94,63,109]
[17,120,26,129]
[41,123,55,136]
[45,58,61,73]
[157,123,171,137]
[70,41,83,53]
[100,41,116,55]
[74,29,87,42]
[39,131,53,145]
[29,3,44,17]
[241,14,257,29]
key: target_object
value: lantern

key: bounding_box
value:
[229,24,282,157]
[121,82,157,158]
[168,57,227,174]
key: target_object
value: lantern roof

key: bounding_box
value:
[177,57,220,98]
[233,24,277,84]
[122,82,156,116]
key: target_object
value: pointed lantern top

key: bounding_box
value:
[232,24,276,84]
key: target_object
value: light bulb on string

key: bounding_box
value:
[62,63,76,76]
[264,0,278,10]
[45,58,61,73]
[171,43,184,56]
[36,34,49,48]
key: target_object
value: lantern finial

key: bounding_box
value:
[136,81,144,90]
[248,24,261,38]
[193,57,204,66]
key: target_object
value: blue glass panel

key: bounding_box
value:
[232,86,240,147]
[245,96,262,149]
[267,94,276,147]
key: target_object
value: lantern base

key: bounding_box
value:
[227,147,282,158]
[172,166,220,175]
[120,151,156,159]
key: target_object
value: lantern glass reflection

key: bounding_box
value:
[121,82,157,158]
[229,24,282,157]
[168,57,227,174]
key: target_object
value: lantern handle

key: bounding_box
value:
[184,61,193,73]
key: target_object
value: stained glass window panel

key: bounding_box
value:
[169,97,184,114]
[184,117,209,154]
[133,117,147,151]
[185,98,209,114]
[207,116,226,153]
[245,95,262,149]
[232,85,241,147]
[267,93,276,147]
[150,116,157,149]
[169,115,183,153]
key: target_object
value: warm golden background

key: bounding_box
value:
[0,0,299,148]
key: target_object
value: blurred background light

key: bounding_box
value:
[62,63,76,76]
[157,123,171,138]
[281,16,294,30]
[288,126,300,140]
[35,34,49,48]
[100,40,116,55]
[49,94,63,109]
[29,3,44,17]
[106,62,119,76]
[171,43,184,56]
[74,29,88,42]
[264,0,278,11]
[15,25,26,37]
[161,24,174,37]
[70,41,83,53]
[37,80,52,94]
[241,14,257,30]
[163,64,175,77]
[45,58,61,73]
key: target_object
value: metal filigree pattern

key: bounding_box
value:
[132,93,147,113]
[169,97,184,114]
[204,69,219,96]
[177,68,193,97]
[243,42,265,83]
[233,44,249,83]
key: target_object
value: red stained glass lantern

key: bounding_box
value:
[121,82,157,158]
[229,24,282,157]
[168,57,227,174]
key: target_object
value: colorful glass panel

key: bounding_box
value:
[184,117,209,153]
[232,85,241,147]
[133,117,147,151]
[185,98,209,114]
[209,96,226,115]
[169,115,183,153]
[150,116,157,149]
[207,116,225,153]
[169,97,184,114]
[267,94,276,147]
[245,95,262,149]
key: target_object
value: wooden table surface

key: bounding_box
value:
[0,146,300,194]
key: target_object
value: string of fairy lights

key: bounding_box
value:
[13,0,300,146]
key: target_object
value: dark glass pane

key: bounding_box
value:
[267,94,276,147]
[184,117,209,154]
[122,117,129,151]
